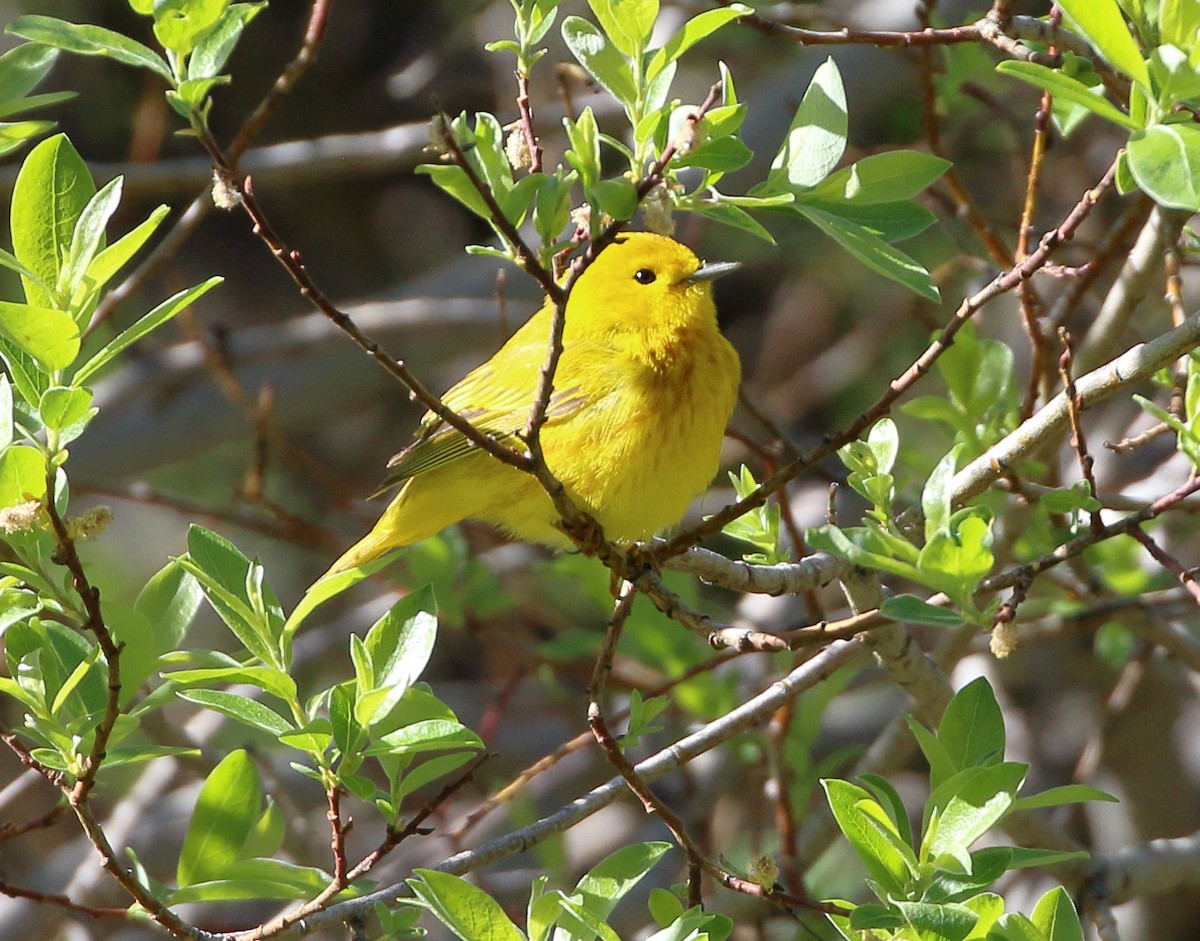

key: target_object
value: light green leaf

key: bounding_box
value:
[365,719,483,757]
[0,444,46,506]
[798,205,939,300]
[0,302,79,371]
[168,858,339,904]
[10,133,94,309]
[1030,887,1084,941]
[806,198,936,243]
[1010,783,1118,812]
[177,689,293,737]
[939,677,1005,773]
[84,204,169,295]
[893,900,978,941]
[647,6,748,82]
[0,376,11,453]
[189,2,266,79]
[573,843,671,922]
[1056,0,1150,91]
[58,176,122,301]
[821,778,914,894]
[408,869,527,941]
[177,750,262,887]
[821,151,951,204]
[768,57,847,190]
[0,44,59,105]
[562,16,637,107]
[73,277,221,383]
[6,16,173,83]
[38,385,92,432]
[923,447,960,541]
[587,0,657,57]
[995,61,1140,131]
[880,594,964,627]
[1126,123,1200,210]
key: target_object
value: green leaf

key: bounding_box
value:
[768,57,847,190]
[10,132,94,308]
[0,44,59,105]
[817,151,951,204]
[359,586,438,725]
[0,376,12,455]
[0,302,79,371]
[164,665,296,704]
[1161,0,1200,49]
[177,689,293,737]
[133,561,202,661]
[905,713,957,791]
[38,385,92,433]
[923,447,959,540]
[686,202,776,243]
[880,595,963,627]
[995,61,1140,131]
[0,444,46,506]
[586,0,658,58]
[939,677,1005,772]
[647,6,748,82]
[587,176,639,220]
[573,842,671,921]
[804,199,937,243]
[893,900,978,941]
[189,2,266,79]
[1055,0,1151,91]
[1011,783,1118,812]
[562,16,638,106]
[365,719,483,757]
[153,0,230,58]
[58,176,122,302]
[6,16,173,83]
[178,526,280,666]
[798,205,939,301]
[408,869,527,941]
[72,277,222,383]
[858,773,913,848]
[1126,123,1200,211]
[168,858,339,903]
[924,763,1027,868]
[84,204,169,296]
[672,136,752,172]
[1031,887,1083,941]
[821,778,915,894]
[177,750,262,887]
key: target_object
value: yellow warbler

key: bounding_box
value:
[324,232,740,577]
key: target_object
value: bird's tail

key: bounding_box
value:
[317,477,455,582]
[321,528,400,580]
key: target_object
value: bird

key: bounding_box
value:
[320,231,741,580]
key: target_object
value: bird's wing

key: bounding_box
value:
[373,310,600,494]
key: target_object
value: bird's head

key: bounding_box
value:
[565,232,738,340]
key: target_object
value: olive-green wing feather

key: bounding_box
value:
[372,307,597,495]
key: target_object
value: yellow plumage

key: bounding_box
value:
[323,232,741,578]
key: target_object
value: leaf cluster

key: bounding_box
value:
[823,678,1113,941]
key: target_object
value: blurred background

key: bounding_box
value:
[1,1,1198,939]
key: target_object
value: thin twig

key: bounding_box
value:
[1057,328,1103,533]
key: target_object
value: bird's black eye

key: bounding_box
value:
[634,269,656,284]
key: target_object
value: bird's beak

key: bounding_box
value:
[685,260,740,283]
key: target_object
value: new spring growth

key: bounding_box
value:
[0,500,44,535]
[749,855,779,889]
[504,125,532,170]
[642,183,675,236]
[990,619,1017,659]
[65,506,113,542]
